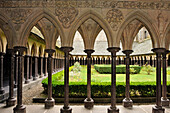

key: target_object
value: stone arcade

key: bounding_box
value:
[0,0,170,113]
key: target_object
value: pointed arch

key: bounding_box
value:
[68,10,113,48]
[31,43,37,56]
[26,43,31,55]
[164,23,170,50]
[20,9,65,48]
[116,10,159,48]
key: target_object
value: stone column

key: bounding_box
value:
[45,49,55,109]
[39,57,44,78]
[0,52,5,94]
[13,46,26,113]
[107,47,120,113]
[6,49,16,106]
[29,56,32,79]
[44,57,48,76]
[14,54,18,88]
[25,55,30,84]
[122,50,133,108]
[60,47,73,113]
[161,50,169,106]
[84,49,94,109]
[152,48,165,113]
[33,56,38,80]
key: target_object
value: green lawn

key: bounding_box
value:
[58,65,170,83]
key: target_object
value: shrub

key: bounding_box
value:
[72,62,81,73]
[142,64,154,75]
[94,64,141,74]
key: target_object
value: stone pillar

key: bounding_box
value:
[44,57,48,76]
[60,47,73,113]
[13,46,26,113]
[84,49,94,109]
[6,49,16,106]
[122,50,133,108]
[0,52,5,94]
[152,48,165,113]
[33,56,38,80]
[107,47,120,113]
[14,54,18,88]
[45,49,55,109]
[161,50,169,107]
[29,56,32,79]
[25,55,30,84]
[39,57,44,78]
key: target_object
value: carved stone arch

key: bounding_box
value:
[20,9,65,49]
[31,43,37,57]
[26,43,31,55]
[39,45,44,57]
[0,11,15,49]
[68,10,113,48]
[116,10,159,48]
[164,23,170,50]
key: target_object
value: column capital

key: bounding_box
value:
[84,49,94,58]
[107,47,120,53]
[122,50,133,55]
[152,48,166,54]
[14,46,26,56]
[61,47,73,53]
[0,52,5,56]
[45,49,55,57]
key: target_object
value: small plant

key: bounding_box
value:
[142,63,154,75]
[72,62,81,73]
[130,68,136,74]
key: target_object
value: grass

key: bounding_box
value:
[56,65,170,83]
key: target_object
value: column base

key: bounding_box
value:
[0,88,5,94]
[161,97,169,107]
[108,107,119,113]
[44,73,48,76]
[152,106,165,113]
[45,98,55,109]
[25,80,30,84]
[6,98,16,107]
[60,106,72,113]
[33,76,37,81]
[84,98,94,109]
[39,74,44,78]
[13,105,26,113]
[122,98,133,108]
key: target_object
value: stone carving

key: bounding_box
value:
[0,1,170,10]
[106,9,123,31]
[55,7,78,28]
[5,9,32,24]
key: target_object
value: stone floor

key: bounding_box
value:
[0,104,170,113]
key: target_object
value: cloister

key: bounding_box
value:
[0,0,170,113]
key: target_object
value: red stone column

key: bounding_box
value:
[45,49,55,109]
[39,57,44,78]
[60,47,73,113]
[13,46,26,113]
[25,55,30,84]
[29,56,32,79]
[161,50,169,106]
[122,50,133,108]
[6,49,16,106]
[14,54,18,88]
[84,49,94,109]
[44,57,48,76]
[152,48,165,113]
[107,47,120,113]
[0,52,5,94]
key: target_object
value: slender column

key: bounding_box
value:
[29,56,32,79]
[161,50,169,106]
[45,49,55,109]
[25,55,30,84]
[39,57,44,78]
[0,52,5,94]
[122,50,133,108]
[44,57,48,76]
[152,48,165,113]
[14,54,18,88]
[84,49,94,109]
[33,56,38,80]
[6,49,16,106]
[13,46,26,113]
[60,47,73,113]
[107,47,120,113]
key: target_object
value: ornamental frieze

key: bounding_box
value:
[0,1,170,10]
[5,9,32,24]
[106,9,123,31]
[55,7,78,28]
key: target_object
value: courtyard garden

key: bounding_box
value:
[42,62,170,98]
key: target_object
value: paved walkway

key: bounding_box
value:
[0,104,170,113]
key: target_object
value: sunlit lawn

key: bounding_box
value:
[67,65,170,83]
